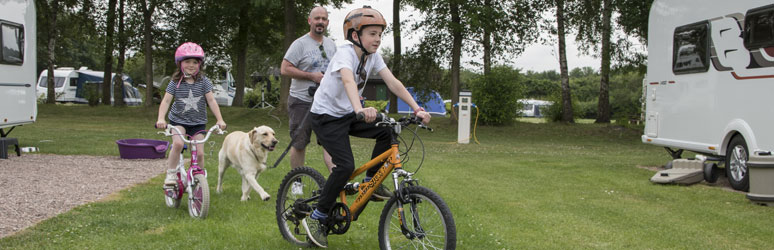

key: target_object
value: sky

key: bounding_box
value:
[323,0,601,73]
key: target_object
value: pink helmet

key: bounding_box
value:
[174,42,205,65]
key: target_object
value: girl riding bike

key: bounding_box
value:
[156,42,227,188]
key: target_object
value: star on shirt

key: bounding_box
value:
[181,90,201,112]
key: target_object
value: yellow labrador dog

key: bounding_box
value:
[217,125,278,201]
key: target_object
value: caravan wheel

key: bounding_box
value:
[725,136,749,192]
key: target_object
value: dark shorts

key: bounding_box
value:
[169,121,206,138]
[287,95,312,149]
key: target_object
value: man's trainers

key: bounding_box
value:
[291,180,304,196]
[302,218,328,248]
[164,169,178,186]
[371,184,393,202]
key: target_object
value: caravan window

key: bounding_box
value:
[0,21,24,65]
[744,4,774,50]
[37,76,66,88]
[672,21,710,74]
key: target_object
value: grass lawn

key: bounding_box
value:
[1,104,772,249]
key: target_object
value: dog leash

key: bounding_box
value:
[271,112,308,169]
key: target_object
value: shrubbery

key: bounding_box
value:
[469,66,524,125]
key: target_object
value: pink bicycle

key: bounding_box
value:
[158,124,225,219]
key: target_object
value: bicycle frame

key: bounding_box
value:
[162,125,223,192]
[339,143,401,218]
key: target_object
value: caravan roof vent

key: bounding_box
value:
[57,67,75,70]
[78,66,89,70]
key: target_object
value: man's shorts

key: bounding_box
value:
[288,95,312,149]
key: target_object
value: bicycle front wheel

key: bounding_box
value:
[276,166,326,247]
[379,186,456,250]
[188,174,210,219]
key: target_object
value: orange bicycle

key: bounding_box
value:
[275,113,456,249]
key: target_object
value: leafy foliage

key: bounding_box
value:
[469,65,524,125]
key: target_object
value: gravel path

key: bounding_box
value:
[0,154,166,238]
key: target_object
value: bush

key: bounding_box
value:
[83,83,100,106]
[365,100,388,113]
[470,66,524,125]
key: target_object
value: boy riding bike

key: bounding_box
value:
[306,6,431,248]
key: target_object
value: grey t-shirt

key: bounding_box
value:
[166,76,213,125]
[283,33,336,103]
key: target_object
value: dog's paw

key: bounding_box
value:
[262,196,271,201]
[240,196,250,202]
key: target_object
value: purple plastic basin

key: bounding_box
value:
[116,139,169,159]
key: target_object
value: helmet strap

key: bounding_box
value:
[351,30,372,56]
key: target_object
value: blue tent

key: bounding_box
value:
[386,87,447,117]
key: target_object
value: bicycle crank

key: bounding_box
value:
[327,202,352,235]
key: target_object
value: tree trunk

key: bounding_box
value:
[114,0,126,107]
[42,0,59,104]
[279,0,296,114]
[233,5,249,107]
[596,0,611,123]
[140,0,156,107]
[450,1,462,110]
[389,0,401,114]
[557,0,574,123]
[103,0,117,106]
[483,0,491,76]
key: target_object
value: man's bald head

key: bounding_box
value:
[308,6,329,36]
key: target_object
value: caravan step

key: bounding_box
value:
[651,159,705,185]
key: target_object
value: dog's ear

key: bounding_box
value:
[249,128,258,142]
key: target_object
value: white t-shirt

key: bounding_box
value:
[311,44,387,117]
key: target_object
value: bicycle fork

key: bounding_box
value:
[391,169,426,240]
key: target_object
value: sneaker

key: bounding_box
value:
[370,184,393,202]
[291,180,304,196]
[164,169,178,186]
[302,218,328,248]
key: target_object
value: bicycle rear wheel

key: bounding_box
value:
[276,166,326,247]
[188,174,210,219]
[378,186,456,250]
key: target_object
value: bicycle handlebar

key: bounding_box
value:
[158,124,226,144]
[356,112,433,132]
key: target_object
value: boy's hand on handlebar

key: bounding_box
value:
[415,111,431,124]
[156,120,167,129]
[356,107,378,123]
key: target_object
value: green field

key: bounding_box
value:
[1,104,772,249]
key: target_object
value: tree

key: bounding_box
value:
[573,0,653,123]
[595,0,612,123]
[37,0,61,104]
[556,0,574,123]
[137,0,158,107]
[113,0,127,107]
[389,0,402,113]
[102,0,117,105]
[533,0,579,123]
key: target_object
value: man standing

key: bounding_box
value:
[281,6,336,172]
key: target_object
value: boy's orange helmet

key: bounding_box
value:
[342,6,386,43]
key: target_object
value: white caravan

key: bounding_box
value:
[36,67,143,105]
[643,0,774,194]
[518,99,552,118]
[0,0,36,131]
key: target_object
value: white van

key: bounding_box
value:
[36,67,143,105]
[0,0,36,131]
[642,0,774,191]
